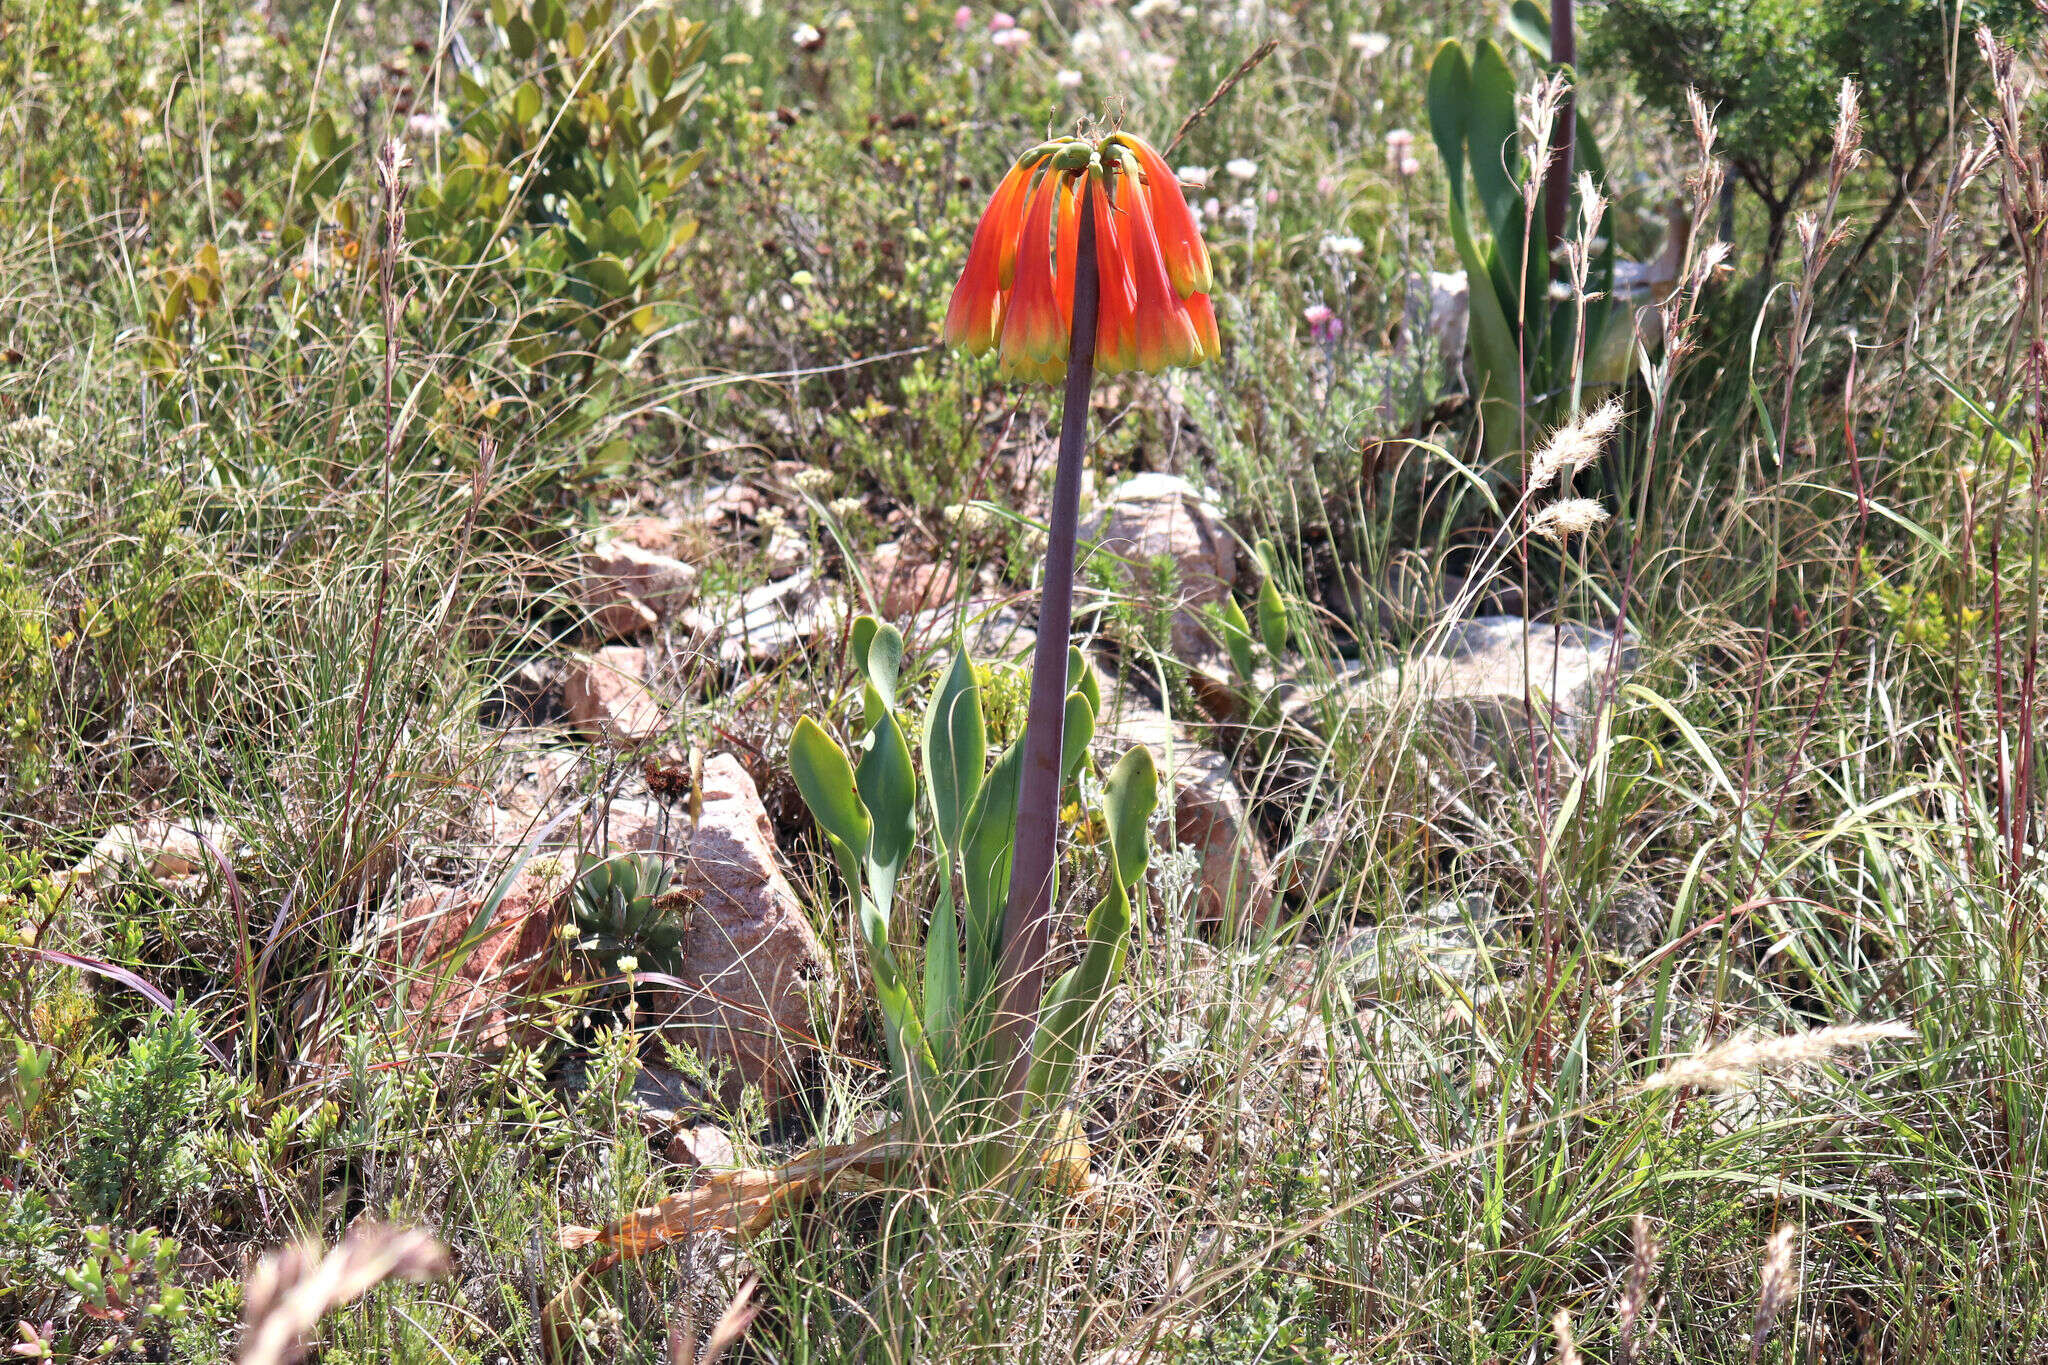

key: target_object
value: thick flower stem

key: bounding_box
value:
[1543,0,1575,258]
[994,178,1099,1109]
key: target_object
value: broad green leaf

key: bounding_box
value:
[923,873,961,1055]
[789,717,871,855]
[851,615,904,709]
[1066,644,1098,717]
[1219,595,1256,681]
[504,11,536,58]
[1506,0,1550,60]
[511,80,543,127]
[960,739,1024,1004]
[1025,870,1131,1109]
[1467,41,1525,281]
[1102,743,1158,890]
[578,254,634,300]
[1060,689,1095,790]
[857,706,917,916]
[1426,43,1473,219]
[1257,575,1288,658]
[923,650,985,851]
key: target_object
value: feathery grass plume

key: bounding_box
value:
[1617,1213,1661,1364]
[1530,400,1626,493]
[1552,1308,1582,1365]
[1830,78,1864,181]
[1749,1224,1801,1364]
[1684,87,1722,188]
[1529,497,1610,543]
[1644,1021,1914,1094]
[1517,71,1569,213]
[238,1225,448,1365]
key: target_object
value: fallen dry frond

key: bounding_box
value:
[238,1224,448,1365]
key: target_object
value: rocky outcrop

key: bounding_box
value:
[641,754,834,1111]
[1343,615,1634,767]
[367,857,576,1055]
[1081,473,1236,662]
[579,534,699,641]
[865,541,959,620]
[565,646,668,747]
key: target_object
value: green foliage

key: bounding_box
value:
[789,618,1158,1143]
[410,0,711,377]
[0,537,54,784]
[1585,0,2042,257]
[68,1011,208,1222]
[57,1226,191,1349]
[1426,37,1615,459]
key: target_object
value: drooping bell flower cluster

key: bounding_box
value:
[943,132,1219,382]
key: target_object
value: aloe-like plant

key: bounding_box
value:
[570,851,680,996]
[1427,29,1615,460]
[789,616,1156,1156]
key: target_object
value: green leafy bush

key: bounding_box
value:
[412,0,710,393]
[69,1011,209,1222]
[1585,0,2041,266]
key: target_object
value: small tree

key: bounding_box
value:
[1585,0,2040,274]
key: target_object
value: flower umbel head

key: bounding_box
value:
[944,131,1218,382]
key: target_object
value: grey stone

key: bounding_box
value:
[1344,616,1634,768]
[1080,473,1236,662]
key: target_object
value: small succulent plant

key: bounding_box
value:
[570,852,685,984]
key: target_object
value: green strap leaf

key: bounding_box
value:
[1256,575,1289,659]
[1103,743,1158,891]
[857,703,918,919]
[1025,866,1132,1110]
[790,717,871,856]
[1426,42,1474,221]
[922,869,962,1060]
[1067,644,1099,717]
[1219,595,1256,681]
[960,738,1024,1006]
[1505,0,1550,61]
[851,615,904,712]
[923,649,986,852]
[1060,689,1096,792]
[1468,40,1526,285]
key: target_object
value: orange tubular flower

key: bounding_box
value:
[1108,133,1212,299]
[997,168,1071,383]
[944,131,1218,381]
[942,155,1040,355]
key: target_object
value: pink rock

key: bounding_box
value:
[608,516,682,557]
[866,541,959,620]
[641,754,834,1111]
[579,536,699,641]
[372,858,575,1054]
[565,646,668,747]
[1172,749,1276,932]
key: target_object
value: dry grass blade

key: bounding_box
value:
[1750,1224,1801,1363]
[238,1224,448,1365]
[668,1275,762,1365]
[1617,1213,1661,1364]
[1643,1022,1913,1093]
[557,1128,919,1257]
